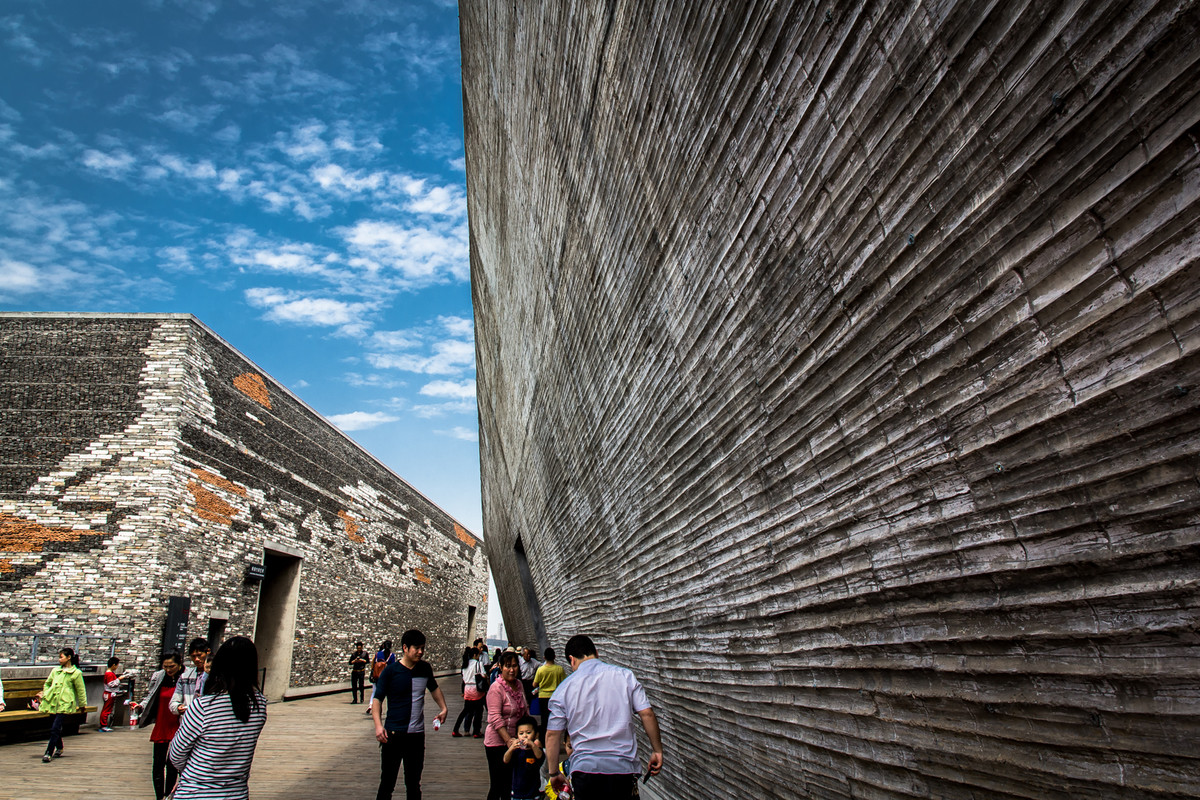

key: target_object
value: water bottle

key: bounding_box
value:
[432,717,441,731]
[128,701,139,730]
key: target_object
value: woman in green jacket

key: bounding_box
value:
[36,648,87,763]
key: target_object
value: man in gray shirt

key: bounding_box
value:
[545,635,664,799]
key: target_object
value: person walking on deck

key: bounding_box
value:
[371,628,449,800]
[545,635,663,799]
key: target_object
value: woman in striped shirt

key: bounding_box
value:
[168,636,267,800]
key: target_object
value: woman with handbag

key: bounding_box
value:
[34,648,87,763]
[131,652,184,800]
[484,651,529,800]
[452,647,486,738]
[168,636,267,800]
[366,639,396,716]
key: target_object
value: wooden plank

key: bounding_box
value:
[0,689,491,800]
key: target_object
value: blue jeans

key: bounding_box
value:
[45,713,65,755]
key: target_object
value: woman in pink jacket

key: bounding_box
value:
[484,651,528,800]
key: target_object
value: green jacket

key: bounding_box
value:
[41,666,86,715]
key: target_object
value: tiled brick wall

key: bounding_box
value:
[0,314,487,687]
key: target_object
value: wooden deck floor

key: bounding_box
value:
[0,689,491,800]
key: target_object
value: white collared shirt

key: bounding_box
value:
[546,658,651,775]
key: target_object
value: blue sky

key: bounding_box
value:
[0,1,500,631]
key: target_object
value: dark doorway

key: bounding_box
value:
[254,550,302,701]
[513,537,548,654]
[465,605,478,645]
[206,618,227,651]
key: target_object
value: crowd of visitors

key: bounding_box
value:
[0,629,663,800]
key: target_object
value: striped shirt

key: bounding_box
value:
[168,691,267,800]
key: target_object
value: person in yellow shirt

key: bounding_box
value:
[532,647,567,737]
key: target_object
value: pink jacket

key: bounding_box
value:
[484,678,527,747]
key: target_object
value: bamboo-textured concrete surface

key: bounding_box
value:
[0,691,490,800]
[463,1,1200,798]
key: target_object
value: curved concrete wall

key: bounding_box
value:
[463,2,1200,798]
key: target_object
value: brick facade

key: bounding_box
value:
[0,313,487,691]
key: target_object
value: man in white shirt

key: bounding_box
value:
[545,635,664,799]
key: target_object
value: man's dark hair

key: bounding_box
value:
[564,635,597,660]
[400,629,426,649]
[107,656,120,668]
[544,647,556,662]
[187,637,210,655]
[515,715,538,733]
[355,641,363,647]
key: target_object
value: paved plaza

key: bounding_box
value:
[0,689,490,800]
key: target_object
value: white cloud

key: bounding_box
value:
[371,330,422,350]
[439,315,473,338]
[435,426,478,442]
[278,121,330,162]
[344,372,403,389]
[153,98,222,132]
[157,245,196,272]
[245,287,373,334]
[81,149,137,177]
[326,410,399,432]
[311,163,384,195]
[339,219,468,285]
[2,16,47,65]
[420,379,476,400]
[367,338,474,374]
[214,123,241,143]
[406,184,466,216]
[413,399,477,418]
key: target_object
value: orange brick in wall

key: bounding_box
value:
[338,510,365,543]
[413,552,432,583]
[188,481,239,525]
[192,467,248,496]
[233,372,272,409]
[0,514,95,553]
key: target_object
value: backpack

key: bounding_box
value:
[372,651,393,680]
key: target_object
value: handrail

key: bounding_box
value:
[0,633,122,666]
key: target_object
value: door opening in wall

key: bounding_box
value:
[465,605,477,645]
[254,550,302,701]
[513,537,548,654]
[206,618,227,651]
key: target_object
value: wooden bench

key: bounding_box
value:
[1,678,96,740]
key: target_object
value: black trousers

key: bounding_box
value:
[45,713,65,756]
[377,731,424,800]
[453,697,484,735]
[152,741,179,800]
[572,772,640,799]
[485,744,513,800]
[351,670,366,703]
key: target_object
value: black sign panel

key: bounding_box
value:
[162,595,191,658]
[245,563,267,582]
